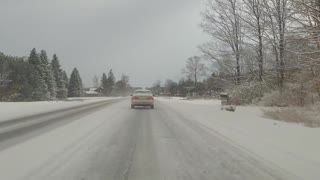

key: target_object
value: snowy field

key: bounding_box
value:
[0,97,122,122]
[157,97,320,180]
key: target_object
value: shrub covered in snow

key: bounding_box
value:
[263,104,320,127]
[230,81,271,105]
[260,90,293,107]
[260,83,319,107]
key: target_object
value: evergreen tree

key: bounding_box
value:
[101,73,108,96]
[8,59,33,100]
[51,54,67,99]
[106,69,115,95]
[79,73,83,92]
[28,48,40,65]
[40,50,56,99]
[68,68,83,97]
[30,69,48,101]
[62,70,69,89]
[28,48,48,100]
[39,50,49,64]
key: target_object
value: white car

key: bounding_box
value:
[131,90,154,109]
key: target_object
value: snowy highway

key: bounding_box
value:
[0,97,316,180]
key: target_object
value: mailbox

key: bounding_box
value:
[220,93,230,106]
[220,93,236,112]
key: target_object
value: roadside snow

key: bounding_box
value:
[157,97,320,180]
[0,101,127,180]
[160,97,221,105]
[0,97,121,122]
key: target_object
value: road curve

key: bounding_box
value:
[20,98,298,180]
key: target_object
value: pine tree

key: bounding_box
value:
[101,73,108,96]
[28,48,40,65]
[39,50,49,64]
[28,48,48,100]
[106,69,115,95]
[68,68,83,97]
[79,73,83,93]
[30,69,48,101]
[51,54,67,99]
[10,60,34,100]
[40,50,56,99]
[62,70,69,89]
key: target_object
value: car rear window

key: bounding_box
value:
[135,91,151,94]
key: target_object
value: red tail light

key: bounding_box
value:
[132,96,137,100]
[148,96,154,100]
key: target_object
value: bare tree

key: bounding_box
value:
[195,0,320,105]
[151,80,162,95]
[92,75,99,88]
[201,0,243,84]
[263,0,294,88]
[242,0,267,81]
[115,74,130,96]
[182,56,206,84]
[164,79,178,96]
[152,80,161,88]
[293,0,320,49]
[293,0,320,96]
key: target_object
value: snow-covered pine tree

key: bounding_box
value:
[28,48,41,66]
[51,54,67,99]
[6,58,33,100]
[28,48,48,100]
[68,68,83,97]
[78,72,83,96]
[62,70,69,90]
[40,50,56,99]
[29,69,48,101]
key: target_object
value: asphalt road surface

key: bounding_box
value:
[0,98,297,180]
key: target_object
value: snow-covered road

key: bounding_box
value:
[0,97,122,122]
[0,97,318,180]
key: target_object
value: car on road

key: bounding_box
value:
[131,90,154,109]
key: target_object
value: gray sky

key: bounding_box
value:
[0,0,209,87]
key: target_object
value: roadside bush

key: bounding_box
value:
[230,81,271,105]
[263,105,320,127]
[260,83,319,107]
[259,90,294,107]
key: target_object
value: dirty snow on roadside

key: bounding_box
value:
[157,97,320,180]
[0,97,122,122]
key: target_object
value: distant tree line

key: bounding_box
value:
[98,69,131,96]
[0,49,83,101]
[148,73,223,98]
[148,55,223,97]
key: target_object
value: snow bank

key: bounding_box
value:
[0,97,122,122]
[157,97,320,180]
[158,97,221,105]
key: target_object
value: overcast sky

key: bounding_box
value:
[0,0,209,87]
